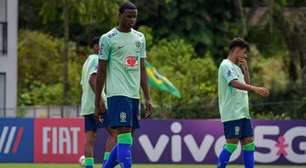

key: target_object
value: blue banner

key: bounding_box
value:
[0,118,33,162]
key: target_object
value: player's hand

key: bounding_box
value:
[95,99,106,122]
[144,100,153,119]
[239,57,248,68]
[254,87,270,97]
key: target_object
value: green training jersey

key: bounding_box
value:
[80,54,107,116]
[218,59,250,122]
[99,28,146,99]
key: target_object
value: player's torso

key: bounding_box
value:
[105,28,144,98]
[230,63,248,99]
[107,29,143,72]
[218,60,249,121]
[81,55,98,115]
[81,55,108,114]
[219,60,247,95]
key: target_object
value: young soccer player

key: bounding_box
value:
[95,2,153,168]
[80,36,116,168]
[217,38,270,168]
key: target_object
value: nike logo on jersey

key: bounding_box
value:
[118,45,125,50]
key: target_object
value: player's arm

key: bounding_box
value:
[90,72,105,97]
[230,80,269,97]
[95,60,107,116]
[139,36,153,118]
[89,73,97,93]
[140,58,151,102]
[221,62,269,97]
[239,58,250,84]
[140,58,153,118]
[95,35,109,117]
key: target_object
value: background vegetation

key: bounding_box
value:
[18,0,306,119]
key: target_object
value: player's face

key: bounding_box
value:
[93,44,99,54]
[233,47,247,62]
[119,9,137,29]
[238,48,248,60]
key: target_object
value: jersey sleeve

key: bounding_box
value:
[140,35,146,58]
[88,57,98,77]
[80,60,87,86]
[220,62,238,85]
[80,74,84,85]
[99,35,110,60]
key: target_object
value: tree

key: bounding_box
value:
[133,0,241,57]
[244,0,306,83]
[147,38,218,118]
[18,0,306,119]
[38,0,124,104]
[18,30,86,106]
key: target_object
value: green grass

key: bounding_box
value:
[0,164,305,168]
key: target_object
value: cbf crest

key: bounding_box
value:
[235,126,240,135]
[120,112,127,122]
[135,41,141,49]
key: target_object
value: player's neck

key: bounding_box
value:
[117,25,132,33]
[227,54,238,65]
[93,49,99,54]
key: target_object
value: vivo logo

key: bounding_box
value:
[0,126,24,154]
[138,122,215,162]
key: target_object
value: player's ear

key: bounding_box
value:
[118,12,122,20]
[229,48,236,55]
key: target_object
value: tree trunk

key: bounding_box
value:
[299,39,306,84]
[273,8,299,81]
[286,35,299,81]
[63,0,69,105]
[234,0,248,37]
[247,0,260,21]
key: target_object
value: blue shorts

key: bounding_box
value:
[84,112,107,132]
[223,118,254,139]
[106,96,140,128]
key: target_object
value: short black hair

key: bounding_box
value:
[91,36,100,47]
[229,38,249,51]
[119,1,137,14]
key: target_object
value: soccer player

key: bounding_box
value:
[217,38,270,168]
[95,2,153,168]
[80,36,117,168]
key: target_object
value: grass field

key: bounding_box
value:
[0,164,305,168]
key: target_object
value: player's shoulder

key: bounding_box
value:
[86,54,99,64]
[88,54,99,60]
[220,59,232,68]
[131,29,145,39]
[102,28,119,40]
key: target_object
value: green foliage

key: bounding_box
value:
[147,38,218,118]
[254,111,291,120]
[19,30,62,86]
[248,46,289,92]
[133,0,242,57]
[19,82,62,106]
[18,30,86,106]
[17,0,306,119]
[20,0,124,44]
[68,61,82,104]
[39,0,123,26]
[138,26,153,49]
